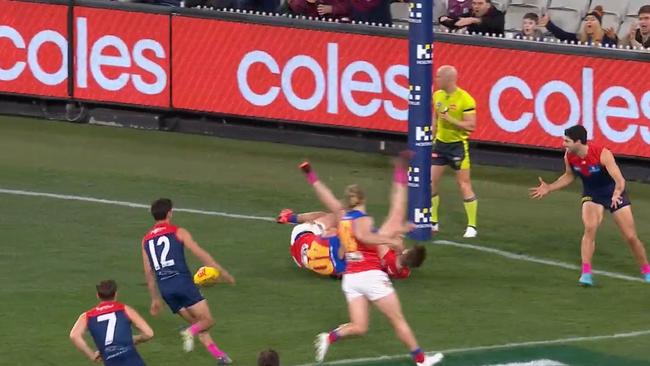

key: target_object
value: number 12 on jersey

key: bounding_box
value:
[148,236,175,270]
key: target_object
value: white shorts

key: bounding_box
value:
[342,270,394,302]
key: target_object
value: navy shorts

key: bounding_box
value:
[104,352,146,366]
[159,276,204,313]
[582,191,631,213]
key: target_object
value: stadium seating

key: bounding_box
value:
[627,0,647,16]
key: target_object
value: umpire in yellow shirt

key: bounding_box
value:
[430,65,478,238]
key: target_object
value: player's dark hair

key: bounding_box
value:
[151,198,173,221]
[639,5,650,15]
[564,125,588,144]
[523,12,539,22]
[96,280,117,301]
[257,349,280,366]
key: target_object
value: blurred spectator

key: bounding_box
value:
[349,0,392,25]
[539,6,618,47]
[287,0,349,19]
[627,5,650,49]
[514,12,544,40]
[439,0,505,35]
[447,0,471,18]
[258,349,280,366]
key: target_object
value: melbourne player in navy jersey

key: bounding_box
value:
[530,125,650,286]
[143,198,235,364]
[69,280,153,366]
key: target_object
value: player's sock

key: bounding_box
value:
[188,324,201,337]
[328,330,340,344]
[582,263,592,274]
[410,348,425,363]
[431,194,440,224]
[641,263,650,275]
[206,343,225,358]
[463,197,478,228]
[393,166,407,185]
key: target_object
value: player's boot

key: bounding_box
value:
[216,353,233,365]
[314,332,330,363]
[431,222,439,234]
[299,161,312,174]
[417,353,444,366]
[463,226,477,238]
[579,273,594,287]
[276,208,294,224]
[180,329,195,352]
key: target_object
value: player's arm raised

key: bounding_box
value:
[69,313,101,363]
[353,216,403,251]
[177,227,236,284]
[124,305,154,345]
[141,246,162,316]
[600,148,626,208]
[529,155,575,199]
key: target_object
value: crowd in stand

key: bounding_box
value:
[121,0,650,50]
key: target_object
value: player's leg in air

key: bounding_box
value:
[578,200,604,286]
[377,151,426,278]
[178,300,232,364]
[610,204,650,282]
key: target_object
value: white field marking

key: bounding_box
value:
[0,187,643,282]
[0,188,275,222]
[434,240,644,283]
[293,329,650,366]
[483,361,567,366]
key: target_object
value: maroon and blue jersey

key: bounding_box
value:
[566,144,616,197]
[142,223,204,313]
[143,223,192,282]
[86,301,144,366]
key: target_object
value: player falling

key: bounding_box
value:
[69,280,153,366]
[529,125,650,286]
[300,153,443,366]
[142,198,235,364]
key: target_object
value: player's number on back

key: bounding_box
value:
[148,236,176,270]
[97,312,116,346]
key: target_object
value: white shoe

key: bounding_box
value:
[417,353,444,366]
[463,226,477,238]
[314,333,330,362]
[431,222,439,233]
[180,329,194,352]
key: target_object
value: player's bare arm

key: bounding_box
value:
[124,306,154,345]
[141,246,162,316]
[600,148,626,208]
[69,314,101,363]
[177,227,236,284]
[439,110,476,132]
[529,155,575,199]
[354,216,403,251]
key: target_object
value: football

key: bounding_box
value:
[193,266,220,286]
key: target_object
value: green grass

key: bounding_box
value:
[0,116,649,366]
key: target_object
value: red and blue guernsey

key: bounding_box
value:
[566,144,629,211]
[143,223,204,313]
[86,301,145,366]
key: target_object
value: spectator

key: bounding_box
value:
[287,0,349,19]
[514,12,544,40]
[626,5,650,49]
[439,0,505,36]
[258,349,280,366]
[447,0,471,18]
[349,0,392,25]
[539,6,618,47]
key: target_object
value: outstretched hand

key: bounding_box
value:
[529,177,550,199]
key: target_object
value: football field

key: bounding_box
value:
[1,116,649,366]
